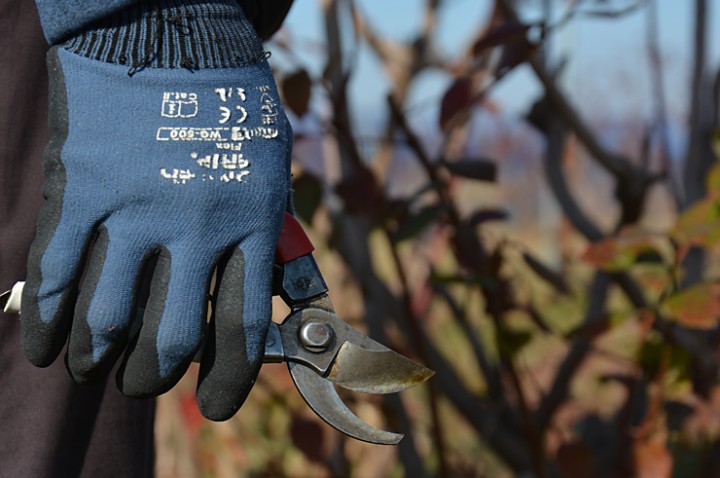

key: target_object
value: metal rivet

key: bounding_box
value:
[299,322,333,351]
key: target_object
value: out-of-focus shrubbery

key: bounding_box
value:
[157,1,720,476]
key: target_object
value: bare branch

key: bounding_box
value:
[536,273,611,430]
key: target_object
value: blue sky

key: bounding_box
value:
[270,1,720,130]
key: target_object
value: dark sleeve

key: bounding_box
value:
[34,0,139,44]
[235,0,295,41]
[36,0,294,45]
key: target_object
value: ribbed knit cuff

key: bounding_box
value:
[63,0,266,71]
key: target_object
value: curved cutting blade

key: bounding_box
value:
[327,341,435,394]
[289,362,404,445]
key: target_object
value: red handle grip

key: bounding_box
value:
[275,213,315,264]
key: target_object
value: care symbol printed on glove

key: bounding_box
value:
[258,85,279,126]
[161,92,198,118]
[215,87,247,125]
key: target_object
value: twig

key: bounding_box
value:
[432,278,504,401]
[543,116,604,241]
[385,232,448,477]
[496,0,639,182]
[645,0,681,207]
[536,272,610,431]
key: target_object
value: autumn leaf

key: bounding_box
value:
[705,160,720,195]
[670,196,720,247]
[582,227,666,272]
[633,264,673,301]
[712,130,720,161]
[633,440,672,478]
[662,282,720,330]
[281,69,312,118]
[471,21,539,77]
[439,77,473,131]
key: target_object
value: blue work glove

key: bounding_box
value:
[22,0,292,420]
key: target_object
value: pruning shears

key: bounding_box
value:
[1,213,434,445]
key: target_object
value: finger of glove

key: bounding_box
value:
[118,246,212,398]
[21,205,95,367]
[21,46,90,367]
[197,237,275,421]
[67,225,148,384]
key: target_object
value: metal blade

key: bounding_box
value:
[327,341,434,394]
[289,361,404,445]
[276,306,435,393]
[1,281,24,314]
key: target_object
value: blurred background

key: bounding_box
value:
[157,1,720,476]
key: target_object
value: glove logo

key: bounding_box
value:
[161,92,199,118]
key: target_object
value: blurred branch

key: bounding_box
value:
[386,232,448,477]
[528,55,631,179]
[538,81,719,423]
[388,88,560,476]
[645,0,680,207]
[322,0,364,175]
[333,217,537,473]
[542,115,604,241]
[536,272,610,431]
[683,0,713,207]
[321,3,429,475]
[548,0,649,34]
[496,0,648,186]
[387,95,463,224]
[681,0,714,286]
[351,1,442,102]
[432,279,504,401]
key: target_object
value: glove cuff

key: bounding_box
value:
[62,0,266,71]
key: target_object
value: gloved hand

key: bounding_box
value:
[21,0,292,420]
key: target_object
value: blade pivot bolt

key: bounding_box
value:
[300,322,334,352]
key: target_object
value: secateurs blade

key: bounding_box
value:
[267,213,434,444]
[1,213,434,445]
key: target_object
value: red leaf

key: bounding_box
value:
[472,21,539,77]
[281,69,312,118]
[439,77,473,131]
